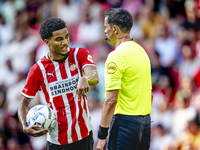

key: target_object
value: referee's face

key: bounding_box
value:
[46,27,70,59]
[104,16,115,45]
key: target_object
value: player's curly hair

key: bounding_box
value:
[39,18,67,41]
[105,8,133,33]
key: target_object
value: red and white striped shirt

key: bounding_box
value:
[22,47,96,145]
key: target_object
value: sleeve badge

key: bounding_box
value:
[107,62,117,74]
[87,55,94,63]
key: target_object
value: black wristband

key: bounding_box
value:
[97,125,109,139]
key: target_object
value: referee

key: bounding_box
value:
[97,8,152,150]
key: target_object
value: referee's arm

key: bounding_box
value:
[97,90,119,150]
[101,90,118,127]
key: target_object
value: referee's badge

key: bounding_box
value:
[107,62,117,74]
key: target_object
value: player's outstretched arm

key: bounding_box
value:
[18,96,48,137]
[83,65,99,85]
[77,66,99,96]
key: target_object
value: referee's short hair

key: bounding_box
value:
[39,18,67,41]
[105,8,133,33]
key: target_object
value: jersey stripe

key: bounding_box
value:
[45,61,57,83]
[59,63,68,79]
[73,89,82,141]
[62,94,73,144]
[83,96,88,115]
[53,61,61,80]
[66,50,81,141]
[67,50,82,140]
[53,95,68,145]
[38,60,60,144]
[53,61,73,144]
[37,61,51,103]
[74,48,89,138]
[74,48,82,102]
[66,93,78,142]
[62,55,75,143]
[74,48,82,77]
[78,96,88,137]
[74,48,89,137]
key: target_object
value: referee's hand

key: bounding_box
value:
[97,139,106,150]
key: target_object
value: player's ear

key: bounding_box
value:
[44,39,49,45]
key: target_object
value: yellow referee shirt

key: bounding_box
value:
[105,41,152,116]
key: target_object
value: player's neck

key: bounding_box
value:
[115,33,131,48]
[48,52,69,63]
[49,52,64,60]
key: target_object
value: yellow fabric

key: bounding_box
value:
[105,41,152,115]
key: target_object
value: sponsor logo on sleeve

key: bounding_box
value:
[107,62,117,74]
[87,55,94,63]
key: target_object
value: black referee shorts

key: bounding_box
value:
[46,131,93,150]
[107,114,151,150]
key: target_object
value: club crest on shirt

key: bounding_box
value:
[70,64,77,71]
[107,62,117,74]
[87,55,94,63]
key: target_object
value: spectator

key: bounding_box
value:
[182,0,200,30]
[56,0,80,25]
[150,124,173,150]
[77,10,104,47]
[171,77,196,136]
[171,115,200,149]
[0,14,13,45]
[179,41,200,79]
[155,23,181,68]
[1,0,17,24]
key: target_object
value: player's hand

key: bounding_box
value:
[23,125,49,137]
[77,76,90,97]
[97,139,107,150]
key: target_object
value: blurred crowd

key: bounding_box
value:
[1,0,200,149]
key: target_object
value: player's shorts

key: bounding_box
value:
[46,131,93,150]
[107,114,151,150]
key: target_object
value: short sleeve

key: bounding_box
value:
[77,48,96,69]
[105,51,123,90]
[21,64,41,99]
